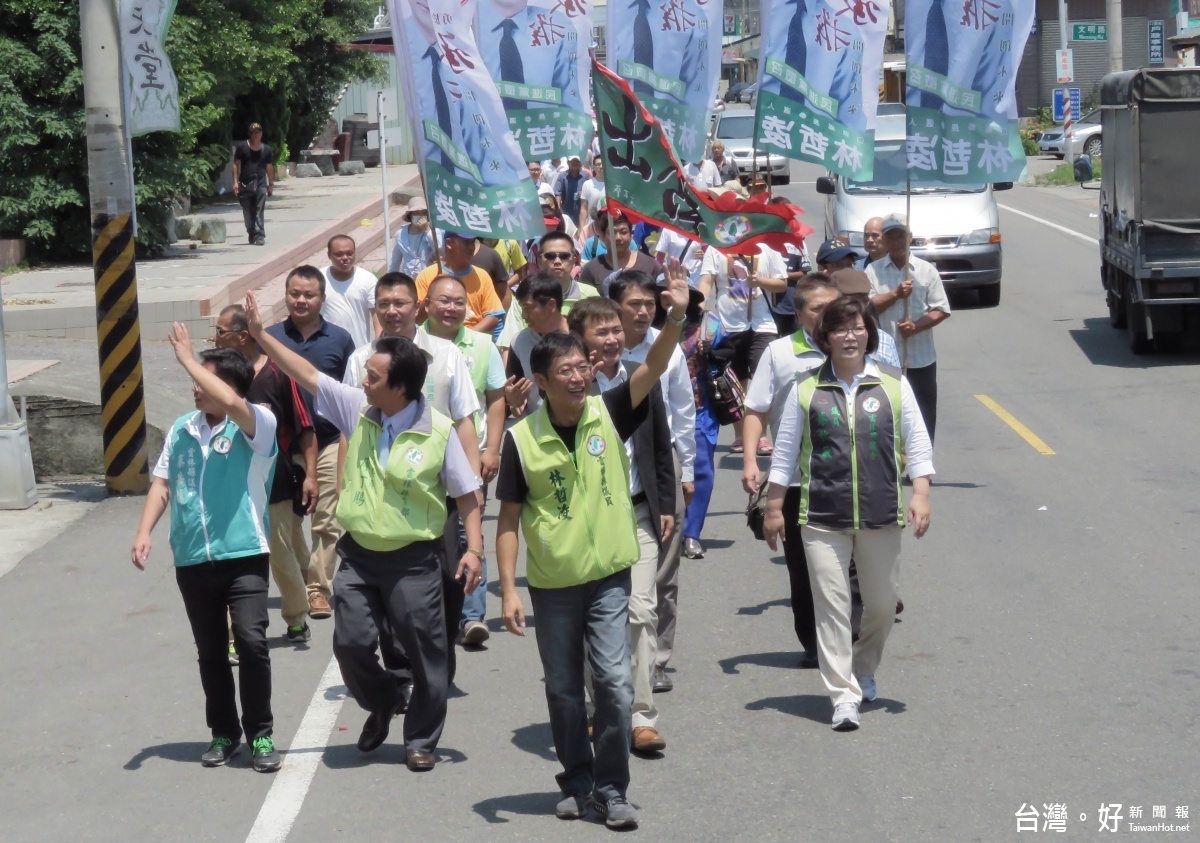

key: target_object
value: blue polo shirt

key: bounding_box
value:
[266,317,356,448]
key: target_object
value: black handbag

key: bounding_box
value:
[746,484,769,540]
[704,345,744,426]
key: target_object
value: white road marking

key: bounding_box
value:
[998,203,1097,246]
[245,657,345,843]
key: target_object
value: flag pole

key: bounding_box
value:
[902,172,911,372]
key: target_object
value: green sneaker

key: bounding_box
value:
[251,735,282,773]
[227,644,239,666]
[201,736,239,767]
[286,623,311,643]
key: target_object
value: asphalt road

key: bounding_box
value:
[1,160,1197,842]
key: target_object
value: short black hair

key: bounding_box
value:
[813,296,879,355]
[286,264,325,296]
[539,230,575,256]
[516,270,565,310]
[198,348,253,397]
[326,234,355,253]
[566,297,622,336]
[529,331,589,380]
[219,304,248,332]
[376,271,417,301]
[372,336,428,398]
[794,274,840,313]
[607,269,658,304]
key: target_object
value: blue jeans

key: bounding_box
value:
[461,558,487,623]
[528,569,633,802]
[684,404,720,539]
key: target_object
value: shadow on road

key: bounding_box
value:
[321,742,468,769]
[472,791,561,823]
[735,598,791,617]
[745,694,830,724]
[718,650,806,674]
[124,741,208,769]
[511,722,557,762]
[1069,317,1200,368]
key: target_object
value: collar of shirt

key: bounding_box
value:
[283,315,329,341]
[832,358,880,395]
[594,364,629,393]
[367,395,429,440]
[184,411,228,440]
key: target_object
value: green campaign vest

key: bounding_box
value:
[451,325,493,397]
[792,330,817,356]
[336,401,452,552]
[510,394,638,589]
[795,361,905,531]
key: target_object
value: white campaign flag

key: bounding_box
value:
[119,0,181,136]
[390,0,544,238]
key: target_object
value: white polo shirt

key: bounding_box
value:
[743,331,825,486]
[866,254,950,370]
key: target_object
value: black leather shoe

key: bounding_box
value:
[397,682,413,714]
[357,697,404,752]
[652,666,673,692]
[406,749,435,771]
[799,650,819,669]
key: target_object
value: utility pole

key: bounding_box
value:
[1059,0,1072,134]
[80,0,150,494]
[1107,0,1124,73]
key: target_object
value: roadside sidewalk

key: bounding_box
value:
[1,164,420,341]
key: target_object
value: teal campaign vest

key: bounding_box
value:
[795,362,905,531]
[166,413,277,566]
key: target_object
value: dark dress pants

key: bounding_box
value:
[782,487,818,655]
[238,186,267,242]
[330,536,449,753]
[175,554,273,741]
[905,361,937,443]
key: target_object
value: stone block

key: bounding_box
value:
[301,149,337,176]
[174,215,226,244]
[1,238,27,268]
[338,160,366,176]
[295,162,324,178]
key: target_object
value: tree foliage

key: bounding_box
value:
[0,0,383,259]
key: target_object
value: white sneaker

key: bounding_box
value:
[832,702,860,731]
[461,620,490,646]
[857,674,877,703]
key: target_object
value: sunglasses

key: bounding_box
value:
[542,251,573,261]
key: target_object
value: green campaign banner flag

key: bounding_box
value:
[593,61,813,255]
[753,0,889,180]
[904,0,1034,183]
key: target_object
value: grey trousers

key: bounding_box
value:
[330,535,449,753]
[655,450,685,670]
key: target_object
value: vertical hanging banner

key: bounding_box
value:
[119,0,181,135]
[391,0,544,238]
[904,0,1034,183]
[593,61,811,254]
[754,0,888,179]
[475,0,594,161]
[606,0,722,164]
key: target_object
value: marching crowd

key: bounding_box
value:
[131,158,951,829]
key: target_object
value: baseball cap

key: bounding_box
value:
[831,268,871,296]
[817,238,861,264]
[248,122,263,132]
[881,212,908,233]
[537,182,555,199]
[445,231,476,241]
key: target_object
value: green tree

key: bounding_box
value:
[0,0,382,260]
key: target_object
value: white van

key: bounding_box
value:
[816,114,1012,305]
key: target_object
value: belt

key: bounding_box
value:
[630,491,648,507]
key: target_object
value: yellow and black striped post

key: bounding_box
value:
[91,212,149,494]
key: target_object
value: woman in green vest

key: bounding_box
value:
[762,297,934,733]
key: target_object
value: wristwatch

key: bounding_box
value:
[667,308,687,325]
[466,547,485,559]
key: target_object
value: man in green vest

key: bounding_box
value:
[245,292,483,773]
[424,273,507,643]
[130,323,283,773]
[493,264,691,829]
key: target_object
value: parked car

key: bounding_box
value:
[723,82,751,103]
[816,114,1011,306]
[1064,109,1102,159]
[708,107,790,184]
[1037,109,1101,159]
[737,82,757,104]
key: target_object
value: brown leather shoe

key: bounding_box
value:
[308,593,332,619]
[405,749,435,772]
[631,726,666,754]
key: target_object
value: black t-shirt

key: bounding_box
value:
[495,380,648,503]
[246,360,314,506]
[234,142,275,190]
[472,243,510,288]
[579,251,662,296]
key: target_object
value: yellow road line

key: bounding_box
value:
[974,394,1056,456]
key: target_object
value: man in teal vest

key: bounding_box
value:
[246,292,483,773]
[493,265,691,829]
[130,323,283,773]
[424,273,508,643]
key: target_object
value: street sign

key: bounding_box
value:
[1056,49,1074,83]
[1053,87,1081,122]
[1071,23,1108,42]
[723,14,740,35]
[1149,20,1165,64]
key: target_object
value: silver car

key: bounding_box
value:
[708,108,790,184]
[1037,109,1101,159]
